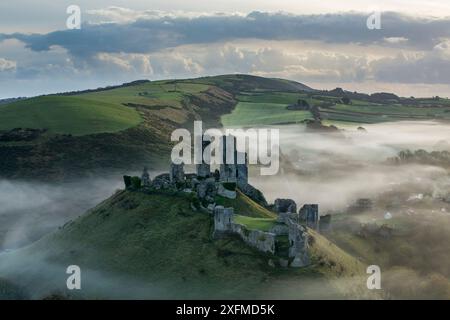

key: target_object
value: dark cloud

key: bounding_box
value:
[3,11,450,60]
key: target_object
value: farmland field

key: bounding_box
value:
[222,89,450,127]
[222,102,313,126]
[0,96,142,136]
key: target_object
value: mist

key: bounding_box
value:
[247,121,450,213]
[0,120,449,299]
[0,177,124,251]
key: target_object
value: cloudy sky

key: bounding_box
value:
[1,0,450,98]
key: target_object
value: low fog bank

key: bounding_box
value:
[0,250,174,299]
[0,176,125,251]
[249,121,450,213]
[247,120,450,299]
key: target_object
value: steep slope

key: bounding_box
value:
[0,75,317,181]
[2,74,450,180]
[0,190,374,299]
[0,96,142,136]
[0,79,237,180]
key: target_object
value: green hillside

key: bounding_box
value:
[221,90,450,127]
[0,189,373,299]
[222,102,313,126]
[0,96,142,136]
[216,190,276,218]
[2,74,450,181]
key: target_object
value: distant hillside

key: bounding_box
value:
[191,74,315,93]
[0,79,237,180]
[1,74,449,181]
[0,97,27,106]
[0,189,374,299]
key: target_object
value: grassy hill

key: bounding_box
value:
[222,102,313,126]
[0,75,317,180]
[0,189,374,299]
[2,74,450,180]
[0,96,142,136]
[0,79,237,180]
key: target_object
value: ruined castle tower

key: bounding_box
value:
[170,162,185,184]
[213,206,234,237]
[299,204,319,229]
[219,135,249,186]
[219,135,238,183]
[196,139,211,178]
[141,167,151,187]
[236,151,248,188]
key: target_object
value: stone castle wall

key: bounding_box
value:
[230,223,276,254]
[213,206,275,254]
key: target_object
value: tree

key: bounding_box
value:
[130,176,142,189]
[341,96,351,105]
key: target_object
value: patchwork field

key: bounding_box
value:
[222,102,313,126]
[1,74,450,181]
[222,89,450,127]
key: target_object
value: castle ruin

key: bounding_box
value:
[125,134,326,268]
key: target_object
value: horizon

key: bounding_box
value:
[1,1,450,98]
[1,74,448,101]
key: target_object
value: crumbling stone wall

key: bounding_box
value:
[285,218,310,267]
[213,206,275,254]
[231,224,276,254]
[299,204,319,229]
[213,206,309,266]
[213,206,234,237]
[170,163,185,183]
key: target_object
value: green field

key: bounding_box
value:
[2,74,450,181]
[215,190,276,218]
[79,81,209,110]
[0,96,142,136]
[320,102,450,124]
[0,81,210,136]
[233,215,276,231]
[236,91,304,104]
[222,89,450,127]
[222,102,313,126]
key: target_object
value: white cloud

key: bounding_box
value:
[384,37,409,44]
[0,58,16,72]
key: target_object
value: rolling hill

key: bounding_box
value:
[1,74,450,181]
[0,188,375,299]
[0,96,142,136]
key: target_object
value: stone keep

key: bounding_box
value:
[170,162,185,184]
[197,140,211,178]
[141,167,151,187]
[274,199,297,214]
[220,135,237,183]
[213,206,234,234]
[236,151,248,189]
[288,222,310,267]
[299,204,319,229]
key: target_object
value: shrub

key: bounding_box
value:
[130,176,142,189]
[222,182,236,191]
[176,181,186,189]
[189,193,201,209]
[341,96,351,104]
